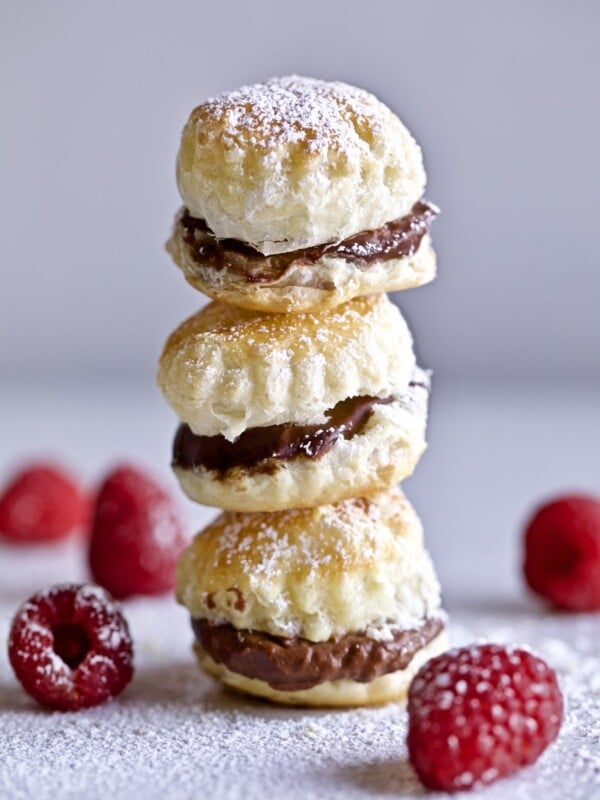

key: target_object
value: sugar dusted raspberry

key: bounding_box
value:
[523,494,600,611]
[407,643,563,792]
[8,583,134,711]
[0,463,88,544]
[89,464,187,599]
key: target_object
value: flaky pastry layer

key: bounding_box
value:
[173,387,428,511]
[158,293,415,441]
[167,219,436,312]
[176,76,426,255]
[176,488,442,643]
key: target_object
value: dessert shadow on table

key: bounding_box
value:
[129,659,411,722]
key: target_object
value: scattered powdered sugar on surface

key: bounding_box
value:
[199,76,386,154]
[0,543,598,800]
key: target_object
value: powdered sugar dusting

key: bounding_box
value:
[198,75,387,154]
[209,497,386,578]
[0,568,597,800]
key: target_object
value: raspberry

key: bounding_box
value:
[523,495,600,611]
[0,463,88,544]
[89,464,187,599]
[407,644,563,792]
[8,583,134,711]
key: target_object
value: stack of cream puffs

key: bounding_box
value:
[158,76,447,706]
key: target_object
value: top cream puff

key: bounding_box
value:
[169,76,438,312]
[177,75,426,254]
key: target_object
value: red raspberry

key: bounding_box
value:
[523,495,600,611]
[89,464,187,599]
[407,644,563,792]
[8,583,134,711]
[0,463,88,544]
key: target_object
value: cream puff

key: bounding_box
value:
[167,75,438,313]
[176,488,447,707]
[157,294,428,511]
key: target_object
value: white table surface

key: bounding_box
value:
[0,377,599,800]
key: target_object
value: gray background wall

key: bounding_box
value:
[1,0,598,382]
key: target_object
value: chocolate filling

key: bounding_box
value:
[173,394,395,476]
[192,617,444,691]
[177,200,438,284]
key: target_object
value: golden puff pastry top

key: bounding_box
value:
[176,76,426,255]
[157,293,415,441]
[176,488,442,643]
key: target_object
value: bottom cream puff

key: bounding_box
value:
[176,487,447,707]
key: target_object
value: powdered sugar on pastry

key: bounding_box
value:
[176,488,442,641]
[176,76,426,254]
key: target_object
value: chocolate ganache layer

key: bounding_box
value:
[177,200,438,284]
[192,617,444,691]
[173,394,395,476]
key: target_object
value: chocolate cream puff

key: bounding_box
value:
[167,75,438,313]
[157,293,429,512]
[176,488,447,707]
